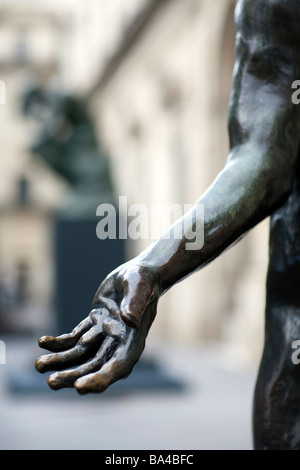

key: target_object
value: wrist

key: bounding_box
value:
[126,254,163,297]
[134,243,180,295]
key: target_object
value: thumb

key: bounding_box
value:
[120,273,153,328]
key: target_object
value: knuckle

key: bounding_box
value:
[89,308,106,323]
[103,320,126,339]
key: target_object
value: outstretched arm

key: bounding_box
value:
[137,0,300,297]
[36,0,300,393]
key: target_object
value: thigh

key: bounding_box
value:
[253,307,300,450]
[253,179,300,449]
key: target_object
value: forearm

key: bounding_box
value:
[135,0,300,295]
[137,143,293,294]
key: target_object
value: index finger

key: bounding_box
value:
[74,331,141,394]
[38,316,94,352]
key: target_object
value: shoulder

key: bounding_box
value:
[235,0,300,60]
[235,0,300,35]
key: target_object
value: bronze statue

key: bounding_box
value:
[22,88,124,334]
[22,88,115,217]
[35,0,300,450]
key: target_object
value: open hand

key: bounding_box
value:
[35,261,160,394]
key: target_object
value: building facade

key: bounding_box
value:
[90,0,268,362]
[0,0,268,364]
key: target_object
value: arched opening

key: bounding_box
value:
[0,340,6,365]
[218,1,237,155]
[0,80,6,105]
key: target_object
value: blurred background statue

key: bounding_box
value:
[23,88,124,334]
[23,88,115,217]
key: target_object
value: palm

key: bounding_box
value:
[35,262,159,394]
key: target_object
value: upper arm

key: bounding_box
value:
[228,0,300,182]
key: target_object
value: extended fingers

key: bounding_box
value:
[35,325,104,373]
[46,336,117,390]
[75,356,133,394]
[74,334,139,394]
[38,316,94,352]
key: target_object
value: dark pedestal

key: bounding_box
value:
[6,217,185,395]
[54,216,125,335]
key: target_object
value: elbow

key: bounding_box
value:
[227,142,296,214]
[268,167,294,207]
[258,156,295,212]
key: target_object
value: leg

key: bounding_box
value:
[253,306,300,450]
[253,179,300,449]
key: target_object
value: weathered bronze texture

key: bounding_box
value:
[36,0,300,449]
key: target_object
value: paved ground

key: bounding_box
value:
[0,334,257,450]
